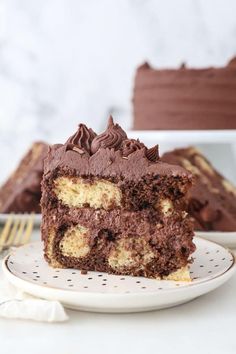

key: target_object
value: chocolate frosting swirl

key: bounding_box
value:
[63,117,161,163]
[138,62,151,70]
[91,116,127,154]
[66,124,96,154]
[146,145,159,162]
[121,139,145,157]
[227,57,236,67]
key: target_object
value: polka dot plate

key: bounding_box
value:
[2,237,235,313]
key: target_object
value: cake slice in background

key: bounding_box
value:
[41,117,195,280]
[133,58,236,130]
[162,147,236,231]
[0,142,48,213]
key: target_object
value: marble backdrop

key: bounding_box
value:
[1,0,236,183]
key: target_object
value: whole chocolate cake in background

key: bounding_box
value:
[41,116,195,280]
[133,57,236,130]
[0,142,48,213]
[162,147,236,231]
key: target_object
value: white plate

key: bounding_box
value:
[2,238,235,313]
[195,231,236,249]
[128,130,236,145]
[0,214,41,227]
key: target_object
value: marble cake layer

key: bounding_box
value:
[42,207,193,280]
[0,142,48,213]
[133,58,236,130]
[162,147,236,231]
[41,117,195,280]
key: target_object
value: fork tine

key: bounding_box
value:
[5,217,21,247]
[0,215,14,250]
[19,214,35,245]
[13,218,27,246]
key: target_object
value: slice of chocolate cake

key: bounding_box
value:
[41,117,195,280]
[162,147,236,231]
[0,142,48,213]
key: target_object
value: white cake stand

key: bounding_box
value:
[128,129,236,183]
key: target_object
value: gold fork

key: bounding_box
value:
[0,214,35,252]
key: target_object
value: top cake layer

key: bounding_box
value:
[133,58,236,130]
[44,116,190,182]
[43,117,192,212]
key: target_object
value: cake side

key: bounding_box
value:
[133,59,236,130]
[162,147,236,231]
[41,117,195,279]
[41,174,194,278]
[41,210,194,280]
[0,142,49,213]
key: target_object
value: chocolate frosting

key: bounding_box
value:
[66,124,96,155]
[146,145,159,162]
[91,116,127,154]
[60,116,162,164]
[133,58,236,130]
[44,116,192,183]
[138,62,151,70]
[121,139,145,157]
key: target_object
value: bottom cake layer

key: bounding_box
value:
[42,209,195,280]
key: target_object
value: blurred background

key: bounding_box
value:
[1,0,236,183]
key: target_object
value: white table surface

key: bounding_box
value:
[0,230,236,354]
